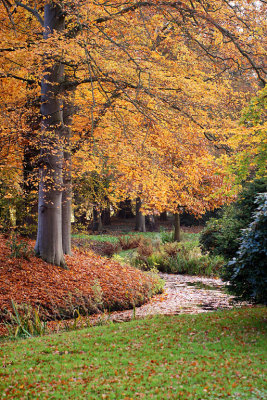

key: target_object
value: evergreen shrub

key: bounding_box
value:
[200,179,267,259]
[222,193,267,304]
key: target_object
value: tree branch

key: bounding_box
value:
[0,72,36,84]
[14,1,44,26]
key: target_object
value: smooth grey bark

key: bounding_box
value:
[62,99,74,255]
[135,197,146,232]
[35,3,66,267]
[174,213,181,242]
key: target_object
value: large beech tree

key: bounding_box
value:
[1,0,265,266]
[34,4,66,266]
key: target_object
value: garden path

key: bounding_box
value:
[89,274,246,325]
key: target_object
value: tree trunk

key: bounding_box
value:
[62,99,73,255]
[35,3,66,267]
[174,213,181,242]
[92,206,103,232]
[135,197,146,232]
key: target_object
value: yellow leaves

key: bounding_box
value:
[0,0,263,218]
[213,31,224,47]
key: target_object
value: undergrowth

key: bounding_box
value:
[5,301,47,339]
[8,234,33,260]
[132,241,224,276]
[112,235,224,277]
[74,229,224,277]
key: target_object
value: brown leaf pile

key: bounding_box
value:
[0,235,158,331]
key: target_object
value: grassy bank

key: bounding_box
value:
[1,307,266,399]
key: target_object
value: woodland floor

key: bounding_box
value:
[0,222,249,337]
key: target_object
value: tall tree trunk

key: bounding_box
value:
[174,213,181,242]
[62,98,73,255]
[35,4,66,267]
[92,205,103,232]
[135,197,146,232]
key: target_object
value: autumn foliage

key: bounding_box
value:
[0,0,266,264]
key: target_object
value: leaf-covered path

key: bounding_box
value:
[86,274,247,326]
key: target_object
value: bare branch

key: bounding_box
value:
[14,1,44,26]
[0,46,26,52]
[0,72,36,84]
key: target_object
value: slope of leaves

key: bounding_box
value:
[0,235,161,329]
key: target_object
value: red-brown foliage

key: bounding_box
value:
[0,235,157,334]
[118,235,142,250]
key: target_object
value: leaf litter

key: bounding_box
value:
[0,234,160,335]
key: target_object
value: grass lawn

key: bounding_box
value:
[72,231,200,243]
[72,231,163,243]
[72,233,120,243]
[1,307,266,399]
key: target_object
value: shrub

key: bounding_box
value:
[200,179,267,259]
[222,193,267,304]
[160,228,174,243]
[163,242,180,257]
[6,300,47,338]
[133,241,224,277]
[8,234,33,260]
[74,239,121,257]
[137,238,154,258]
[118,235,141,250]
[200,211,243,259]
[98,241,121,257]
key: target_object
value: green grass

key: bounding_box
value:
[72,233,119,243]
[72,231,165,241]
[181,231,201,244]
[1,307,266,399]
[73,231,200,246]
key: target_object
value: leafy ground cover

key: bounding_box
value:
[1,307,266,399]
[0,235,162,335]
